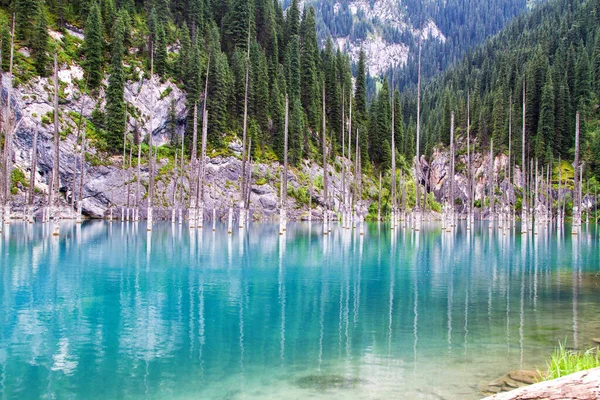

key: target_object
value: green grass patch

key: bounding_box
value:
[542,341,600,381]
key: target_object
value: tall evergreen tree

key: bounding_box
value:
[154,22,168,76]
[31,2,49,76]
[536,69,555,162]
[82,0,104,89]
[105,14,126,151]
[299,6,319,130]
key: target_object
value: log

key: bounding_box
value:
[483,368,600,400]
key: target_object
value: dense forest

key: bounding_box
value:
[0,0,367,169]
[398,0,600,180]
[1,0,599,182]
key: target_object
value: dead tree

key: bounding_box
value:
[572,112,581,235]
[239,28,251,228]
[322,84,328,234]
[189,102,199,227]
[51,51,61,236]
[280,94,289,234]
[1,15,15,225]
[448,111,455,231]
[197,57,210,228]
[521,78,528,234]
[415,39,422,219]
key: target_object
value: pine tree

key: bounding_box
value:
[393,89,404,156]
[0,23,10,71]
[284,35,300,99]
[31,3,49,76]
[223,0,254,54]
[208,46,233,145]
[251,43,269,130]
[299,6,319,130]
[593,29,600,94]
[105,14,126,151]
[14,0,36,40]
[536,69,554,163]
[354,49,369,164]
[177,25,192,83]
[101,0,116,39]
[283,0,299,49]
[574,46,591,116]
[82,0,104,89]
[154,22,168,76]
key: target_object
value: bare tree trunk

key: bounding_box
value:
[341,88,346,228]
[189,102,198,227]
[147,85,155,231]
[572,112,581,235]
[447,111,454,231]
[51,51,61,236]
[391,75,396,228]
[378,172,382,222]
[136,139,141,222]
[322,84,328,234]
[240,30,251,228]
[27,128,38,223]
[280,94,289,234]
[347,94,352,227]
[521,78,528,234]
[196,57,210,227]
[2,15,15,226]
[415,40,422,221]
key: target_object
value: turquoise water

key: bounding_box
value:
[1,221,599,399]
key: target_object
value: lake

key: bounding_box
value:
[1,221,599,399]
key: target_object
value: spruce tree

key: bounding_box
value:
[177,25,192,83]
[593,30,600,94]
[1,23,10,71]
[283,0,299,49]
[574,46,591,115]
[299,6,319,130]
[154,22,168,76]
[536,69,554,162]
[354,49,369,164]
[284,35,300,99]
[105,14,126,151]
[15,0,36,40]
[82,0,104,89]
[31,3,49,76]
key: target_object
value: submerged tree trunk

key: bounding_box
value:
[240,31,251,229]
[322,85,328,234]
[572,112,581,235]
[51,51,61,236]
[2,15,15,226]
[521,78,528,234]
[280,95,289,235]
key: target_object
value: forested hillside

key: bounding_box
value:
[1,0,599,183]
[399,0,600,180]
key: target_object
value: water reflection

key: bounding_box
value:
[0,221,598,399]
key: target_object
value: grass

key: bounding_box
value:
[542,342,600,381]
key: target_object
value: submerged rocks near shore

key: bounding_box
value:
[482,367,600,400]
[479,370,542,396]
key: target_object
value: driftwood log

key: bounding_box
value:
[483,367,600,400]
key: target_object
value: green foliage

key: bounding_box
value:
[11,168,28,192]
[105,12,126,151]
[31,4,50,76]
[82,1,104,89]
[543,342,600,381]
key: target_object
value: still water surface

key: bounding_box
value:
[1,221,599,399]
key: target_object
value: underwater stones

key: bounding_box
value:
[593,338,600,344]
[509,370,542,385]
[480,370,542,396]
[295,374,365,391]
